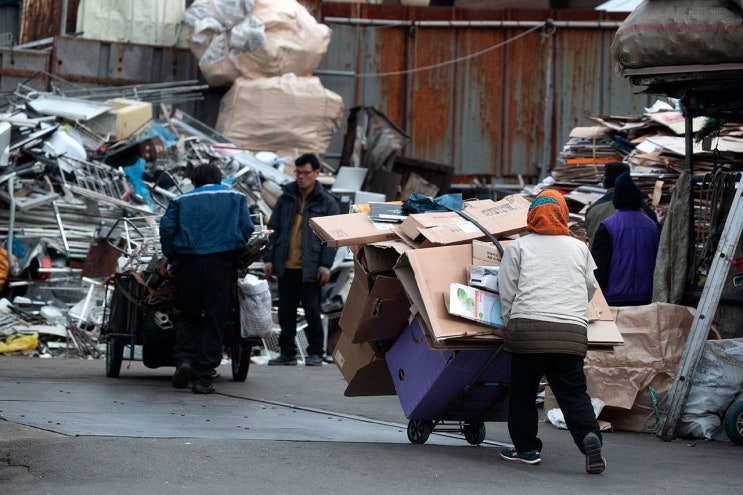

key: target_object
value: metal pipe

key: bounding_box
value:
[6,175,18,275]
[324,17,623,29]
[61,0,69,36]
[540,24,555,182]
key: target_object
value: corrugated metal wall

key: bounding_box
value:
[317,5,654,182]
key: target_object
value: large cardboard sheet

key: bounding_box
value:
[310,211,399,247]
[395,244,504,345]
[395,243,623,349]
[396,195,531,248]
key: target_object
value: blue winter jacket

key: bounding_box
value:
[159,184,255,263]
[263,180,340,282]
[591,209,659,305]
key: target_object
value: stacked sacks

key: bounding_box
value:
[185,0,342,157]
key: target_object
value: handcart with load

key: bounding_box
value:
[98,216,268,381]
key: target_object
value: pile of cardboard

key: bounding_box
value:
[310,195,625,397]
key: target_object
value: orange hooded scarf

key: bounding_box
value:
[527,190,570,236]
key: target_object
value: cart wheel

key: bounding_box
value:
[106,338,124,378]
[407,420,433,444]
[724,401,743,446]
[463,422,487,445]
[231,339,252,382]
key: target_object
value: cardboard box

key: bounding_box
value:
[386,317,510,421]
[472,239,504,266]
[87,98,153,140]
[363,240,411,273]
[333,332,396,397]
[468,265,499,292]
[309,211,399,247]
[395,194,530,248]
[338,257,410,343]
[445,283,504,328]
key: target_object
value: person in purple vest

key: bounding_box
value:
[591,172,660,306]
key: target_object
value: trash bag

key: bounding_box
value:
[401,192,462,214]
[237,273,273,339]
[0,333,39,354]
[676,338,743,440]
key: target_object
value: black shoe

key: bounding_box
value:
[192,384,216,394]
[582,432,606,474]
[268,354,297,366]
[172,361,191,389]
[304,354,323,366]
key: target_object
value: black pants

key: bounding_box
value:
[174,252,239,387]
[508,352,601,454]
[277,269,324,357]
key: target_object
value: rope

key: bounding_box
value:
[642,385,669,433]
[355,22,546,78]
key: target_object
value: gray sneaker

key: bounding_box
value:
[304,355,323,366]
[499,447,541,465]
[268,354,297,366]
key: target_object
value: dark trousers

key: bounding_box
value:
[508,352,601,454]
[277,269,324,357]
[174,252,238,387]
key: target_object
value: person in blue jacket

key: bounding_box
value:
[160,163,254,394]
[263,153,339,366]
[591,172,660,306]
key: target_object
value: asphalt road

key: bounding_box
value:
[0,355,741,495]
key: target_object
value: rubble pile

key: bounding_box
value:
[0,82,288,359]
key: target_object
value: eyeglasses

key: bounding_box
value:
[294,170,316,177]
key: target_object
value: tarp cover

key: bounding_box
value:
[77,0,187,47]
[611,0,743,71]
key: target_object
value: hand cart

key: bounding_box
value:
[99,217,268,381]
[385,318,511,445]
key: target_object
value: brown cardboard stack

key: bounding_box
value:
[311,194,625,397]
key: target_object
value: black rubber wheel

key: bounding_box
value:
[407,420,433,444]
[105,338,124,378]
[724,401,743,446]
[231,339,252,382]
[463,422,487,445]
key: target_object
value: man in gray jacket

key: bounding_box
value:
[263,153,339,366]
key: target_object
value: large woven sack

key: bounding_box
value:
[184,0,330,86]
[611,0,743,71]
[215,74,344,156]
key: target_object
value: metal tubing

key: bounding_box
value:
[324,17,623,29]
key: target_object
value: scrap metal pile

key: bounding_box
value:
[0,79,282,359]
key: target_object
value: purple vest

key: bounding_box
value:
[603,210,660,304]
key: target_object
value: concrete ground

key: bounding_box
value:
[0,355,741,495]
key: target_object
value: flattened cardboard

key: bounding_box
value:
[333,331,396,397]
[396,195,530,248]
[394,243,623,349]
[588,284,614,321]
[395,244,502,345]
[309,211,399,247]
